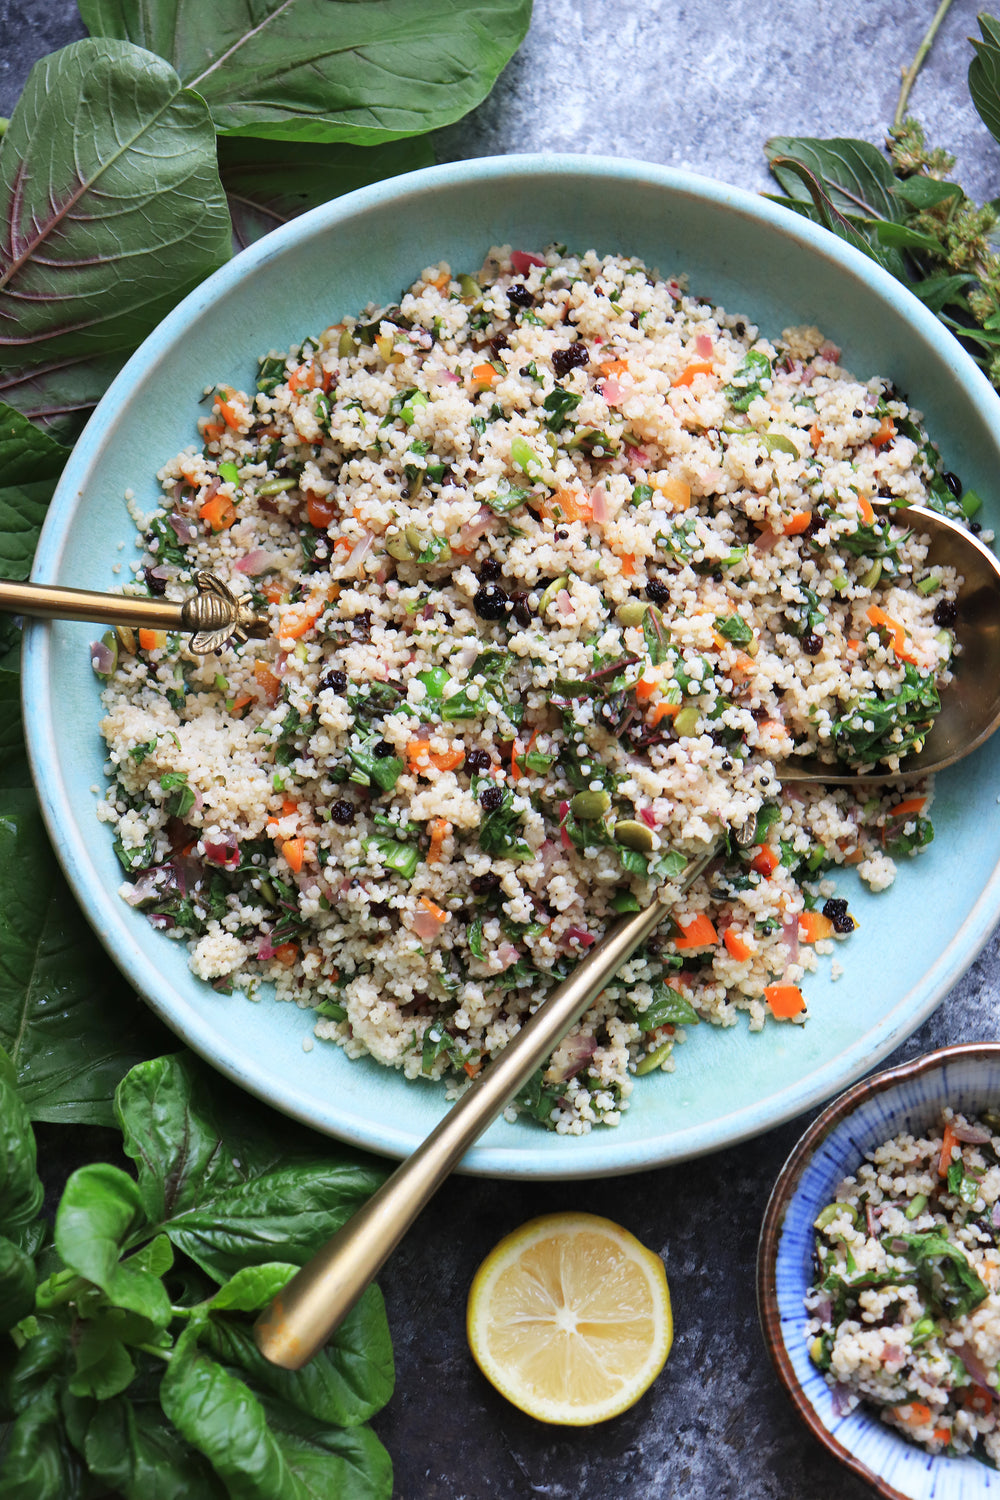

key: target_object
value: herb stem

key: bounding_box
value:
[135,1342,173,1362]
[0,118,8,139]
[894,0,957,129]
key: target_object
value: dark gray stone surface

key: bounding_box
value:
[3,1,1000,1495]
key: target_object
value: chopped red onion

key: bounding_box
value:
[147,565,171,582]
[235,548,279,576]
[546,1033,597,1083]
[625,444,649,466]
[559,801,572,852]
[457,505,497,549]
[815,1295,833,1323]
[955,1341,993,1392]
[866,1203,880,1237]
[202,475,221,501]
[257,936,276,962]
[412,907,448,943]
[120,864,174,908]
[496,941,521,969]
[171,481,185,503]
[781,914,800,967]
[590,485,609,524]
[342,530,374,577]
[951,1123,993,1144]
[557,589,574,618]
[600,376,623,407]
[695,332,714,359]
[830,1383,853,1417]
[203,835,239,868]
[882,1343,903,1367]
[565,927,596,949]
[167,512,198,545]
[754,527,781,553]
[819,343,841,363]
[90,639,116,677]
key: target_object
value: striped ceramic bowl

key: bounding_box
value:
[758,1044,1000,1500]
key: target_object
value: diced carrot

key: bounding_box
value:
[428,270,451,292]
[542,489,592,524]
[655,476,691,510]
[843,847,865,865]
[229,692,254,715]
[808,423,823,449]
[751,845,780,877]
[619,552,636,576]
[894,1402,932,1428]
[889,796,926,819]
[963,1388,993,1415]
[723,928,752,961]
[418,895,449,924]
[846,638,861,655]
[278,594,326,640]
[471,362,498,389]
[634,677,658,703]
[201,421,225,442]
[650,701,681,726]
[601,358,629,376]
[273,943,299,968]
[427,818,451,864]
[759,718,790,739]
[217,396,241,430]
[282,798,298,816]
[782,510,812,536]
[866,604,908,660]
[254,660,282,705]
[799,910,834,943]
[765,984,806,1018]
[463,1059,482,1078]
[288,360,325,394]
[858,493,876,526]
[938,1120,958,1178]
[281,837,305,873]
[306,491,337,529]
[406,739,465,774]
[674,913,718,950]
[199,493,237,532]
[137,628,166,651]
[933,1428,951,1445]
[672,360,715,388]
[872,416,896,450]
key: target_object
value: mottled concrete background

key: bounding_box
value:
[3,1,1000,1495]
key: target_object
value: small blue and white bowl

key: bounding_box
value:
[758,1044,1000,1500]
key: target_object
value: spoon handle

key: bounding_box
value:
[254,840,719,1370]
[0,578,188,631]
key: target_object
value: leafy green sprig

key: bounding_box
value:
[764,10,1000,389]
[0,1049,393,1499]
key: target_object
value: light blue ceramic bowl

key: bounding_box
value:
[758,1044,1000,1500]
[22,154,1000,1178]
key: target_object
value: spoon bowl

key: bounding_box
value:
[779,503,1000,785]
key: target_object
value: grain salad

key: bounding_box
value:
[806,1111,1000,1462]
[94,245,969,1132]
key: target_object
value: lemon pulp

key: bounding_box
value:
[466,1211,672,1424]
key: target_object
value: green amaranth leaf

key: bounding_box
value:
[202,1283,394,1428]
[765,135,904,223]
[83,1395,227,1500]
[206,1262,299,1314]
[54,1162,172,1325]
[0,1232,36,1330]
[0,39,231,368]
[0,400,71,487]
[970,13,1000,148]
[0,479,57,581]
[0,1377,88,1500]
[0,352,127,445]
[0,790,166,1124]
[79,0,533,145]
[114,1053,386,1281]
[255,1395,393,1500]
[218,136,435,253]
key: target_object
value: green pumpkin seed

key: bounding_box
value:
[636,1038,674,1075]
[570,790,612,820]
[538,575,569,614]
[616,601,647,627]
[387,533,416,562]
[673,705,701,737]
[614,819,654,852]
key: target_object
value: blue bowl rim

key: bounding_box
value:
[756,1041,1000,1499]
[21,151,1000,1176]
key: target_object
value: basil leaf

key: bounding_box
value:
[202,1283,393,1428]
[765,135,904,223]
[256,1395,393,1500]
[206,1263,299,1314]
[160,1326,305,1498]
[722,349,772,412]
[0,39,230,368]
[0,353,127,446]
[84,1395,227,1500]
[633,982,699,1030]
[970,13,1000,148]
[0,1044,44,1238]
[54,1163,172,1326]
[219,137,435,252]
[0,1233,36,1331]
[0,790,165,1124]
[81,0,533,147]
[0,1377,87,1500]
[115,1053,386,1281]
[889,1230,989,1319]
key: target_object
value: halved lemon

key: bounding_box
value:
[466,1211,672,1425]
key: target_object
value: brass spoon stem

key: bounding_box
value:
[0,579,190,632]
[254,842,719,1371]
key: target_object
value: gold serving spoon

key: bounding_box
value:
[0,571,268,652]
[253,499,1000,1370]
